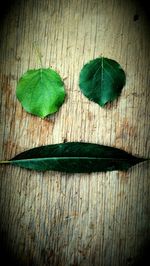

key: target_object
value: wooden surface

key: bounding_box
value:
[0,0,150,265]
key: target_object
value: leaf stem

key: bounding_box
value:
[33,42,43,68]
[0,161,10,164]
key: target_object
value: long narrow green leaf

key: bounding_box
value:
[0,142,147,173]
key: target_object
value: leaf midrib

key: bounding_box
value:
[9,157,139,163]
[93,57,125,88]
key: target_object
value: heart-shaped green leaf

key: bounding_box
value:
[16,68,66,118]
[0,142,146,173]
[79,57,126,106]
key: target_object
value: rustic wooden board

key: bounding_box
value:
[0,0,150,265]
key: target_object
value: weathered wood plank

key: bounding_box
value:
[0,0,150,265]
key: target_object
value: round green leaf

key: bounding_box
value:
[79,57,126,106]
[16,68,66,118]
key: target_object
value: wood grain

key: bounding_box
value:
[0,0,150,265]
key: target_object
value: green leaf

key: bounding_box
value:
[16,68,66,118]
[0,142,146,173]
[79,57,126,106]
